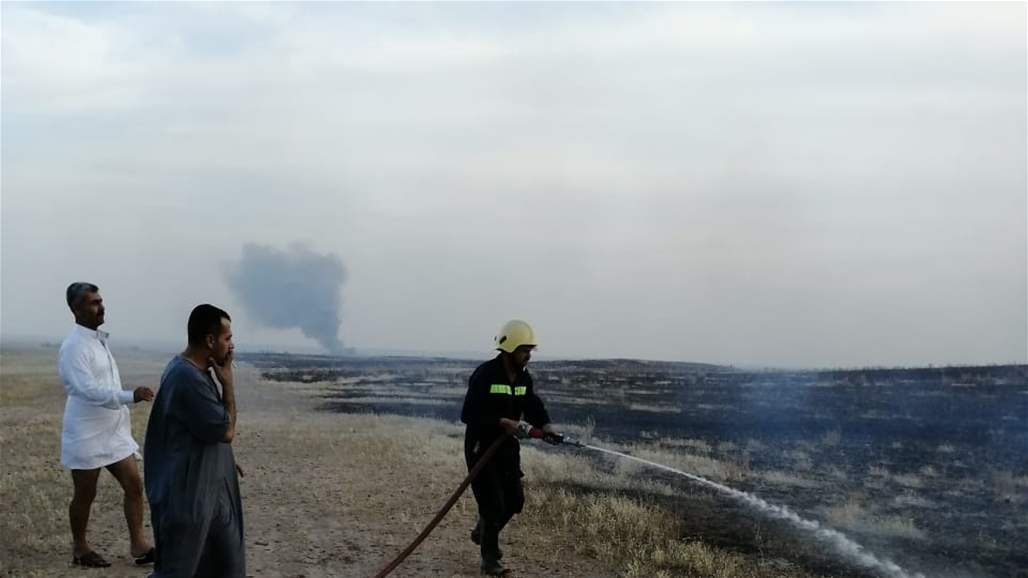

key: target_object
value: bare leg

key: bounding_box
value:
[106,456,152,557]
[70,468,101,557]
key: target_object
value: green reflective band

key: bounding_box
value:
[514,386,527,396]
[490,384,512,395]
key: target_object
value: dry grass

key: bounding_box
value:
[869,516,925,541]
[891,473,924,489]
[745,439,768,453]
[626,445,751,484]
[785,450,813,472]
[657,437,713,454]
[0,349,615,577]
[761,470,820,489]
[1,348,833,578]
[819,430,841,448]
[824,495,926,541]
[990,470,1028,505]
[949,477,985,495]
[627,403,682,414]
[330,396,452,406]
[825,466,849,481]
[825,496,866,528]
[867,465,890,478]
[891,493,935,509]
[918,465,938,478]
[522,487,817,578]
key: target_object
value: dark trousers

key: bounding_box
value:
[466,442,524,563]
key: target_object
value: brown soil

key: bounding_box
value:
[1,348,613,578]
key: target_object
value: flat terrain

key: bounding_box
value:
[1,346,613,578]
[5,346,1025,578]
[255,354,1028,578]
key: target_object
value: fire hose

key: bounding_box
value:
[371,424,574,578]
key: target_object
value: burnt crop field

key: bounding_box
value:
[241,353,1028,578]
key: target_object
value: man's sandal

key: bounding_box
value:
[72,551,111,568]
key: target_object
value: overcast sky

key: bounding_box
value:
[2,2,1025,368]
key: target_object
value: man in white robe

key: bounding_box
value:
[58,282,155,568]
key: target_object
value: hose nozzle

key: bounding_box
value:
[515,421,544,439]
[516,422,578,446]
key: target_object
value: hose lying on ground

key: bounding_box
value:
[371,433,511,578]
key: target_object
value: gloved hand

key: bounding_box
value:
[515,421,536,439]
[516,421,563,443]
[542,432,564,445]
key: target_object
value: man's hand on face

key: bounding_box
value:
[133,387,155,403]
[209,351,234,387]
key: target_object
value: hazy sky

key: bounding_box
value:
[2,2,1025,367]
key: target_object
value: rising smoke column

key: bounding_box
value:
[226,243,347,354]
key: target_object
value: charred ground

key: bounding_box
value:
[243,353,1028,578]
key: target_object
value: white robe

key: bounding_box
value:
[58,324,139,470]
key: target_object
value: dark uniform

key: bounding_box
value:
[460,354,550,568]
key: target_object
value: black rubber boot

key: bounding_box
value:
[480,557,509,576]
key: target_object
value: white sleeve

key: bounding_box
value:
[59,347,133,409]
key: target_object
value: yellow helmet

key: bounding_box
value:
[495,319,537,353]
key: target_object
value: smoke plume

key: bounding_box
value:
[226,243,347,354]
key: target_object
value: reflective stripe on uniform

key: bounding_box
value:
[514,386,527,396]
[490,384,512,395]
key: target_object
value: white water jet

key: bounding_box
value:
[583,444,926,578]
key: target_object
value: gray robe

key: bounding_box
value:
[144,355,244,578]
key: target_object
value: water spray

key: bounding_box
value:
[372,429,925,578]
[573,439,925,578]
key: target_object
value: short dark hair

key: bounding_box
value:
[66,282,99,310]
[187,304,231,346]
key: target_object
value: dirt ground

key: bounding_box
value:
[0,347,614,578]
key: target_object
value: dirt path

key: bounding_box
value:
[1,350,614,578]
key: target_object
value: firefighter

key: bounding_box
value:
[460,319,562,576]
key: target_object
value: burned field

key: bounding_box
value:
[243,353,1028,578]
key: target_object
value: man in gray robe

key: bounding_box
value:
[144,304,244,578]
